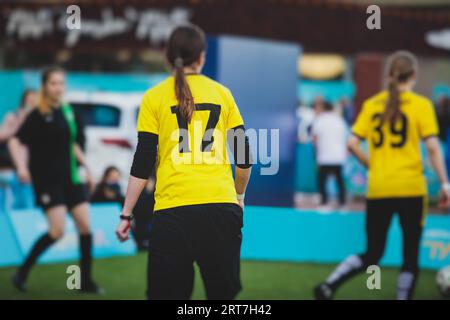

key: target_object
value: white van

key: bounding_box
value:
[66,91,143,187]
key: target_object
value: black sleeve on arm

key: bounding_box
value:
[130,132,158,179]
[228,125,253,169]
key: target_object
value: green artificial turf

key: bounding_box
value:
[0,252,443,300]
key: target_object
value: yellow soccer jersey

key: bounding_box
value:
[137,74,244,211]
[352,90,439,199]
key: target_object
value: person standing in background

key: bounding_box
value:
[0,90,38,209]
[132,173,156,251]
[339,97,355,125]
[8,67,102,294]
[436,95,450,142]
[312,101,348,207]
[0,90,37,145]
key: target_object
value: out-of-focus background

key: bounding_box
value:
[0,0,450,299]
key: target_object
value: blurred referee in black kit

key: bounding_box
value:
[8,66,102,294]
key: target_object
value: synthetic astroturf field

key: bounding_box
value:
[0,252,443,300]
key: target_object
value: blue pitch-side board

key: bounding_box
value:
[2,205,449,270]
[1,204,136,267]
[241,207,450,270]
[204,36,301,207]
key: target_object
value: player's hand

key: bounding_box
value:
[438,187,450,211]
[17,167,31,184]
[238,199,245,210]
[84,168,96,193]
[116,220,132,242]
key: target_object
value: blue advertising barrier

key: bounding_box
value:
[241,206,450,270]
[0,213,22,266]
[1,203,136,266]
[2,205,449,270]
[298,80,356,105]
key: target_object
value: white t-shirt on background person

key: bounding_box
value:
[312,112,348,165]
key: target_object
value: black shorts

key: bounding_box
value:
[34,183,88,211]
[147,202,243,300]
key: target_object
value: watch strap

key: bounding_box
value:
[120,214,134,221]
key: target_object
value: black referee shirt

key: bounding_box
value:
[15,107,85,188]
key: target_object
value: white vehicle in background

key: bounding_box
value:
[66,91,144,188]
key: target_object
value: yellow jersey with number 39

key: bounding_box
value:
[137,74,244,211]
[352,90,439,199]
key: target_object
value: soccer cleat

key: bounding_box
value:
[314,283,334,300]
[80,280,105,295]
[11,273,27,293]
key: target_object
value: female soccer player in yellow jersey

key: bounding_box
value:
[115,25,252,300]
[314,51,450,300]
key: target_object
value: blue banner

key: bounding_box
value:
[242,206,450,270]
[2,204,449,270]
[0,213,22,266]
[4,203,136,265]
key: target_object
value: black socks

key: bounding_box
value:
[17,232,95,287]
[79,233,93,285]
[18,233,57,281]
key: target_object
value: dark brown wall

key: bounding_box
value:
[354,53,384,113]
[1,0,449,56]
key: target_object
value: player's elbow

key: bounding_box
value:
[425,136,440,157]
[7,137,22,153]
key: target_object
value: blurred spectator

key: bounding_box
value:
[312,101,348,207]
[132,175,156,251]
[339,97,354,124]
[0,90,37,166]
[436,95,450,141]
[0,89,37,210]
[312,96,325,117]
[91,166,125,204]
[296,100,315,143]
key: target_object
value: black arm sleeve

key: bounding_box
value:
[228,125,253,169]
[130,132,158,179]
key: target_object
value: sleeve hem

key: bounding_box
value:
[422,134,439,140]
[227,121,244,130]
[137,128,159,135]
[351,131,366,140]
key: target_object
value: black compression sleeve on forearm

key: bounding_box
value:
[228,125,253,169]
[130,132,158,179]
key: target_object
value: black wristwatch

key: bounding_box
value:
[120,214,134,221]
